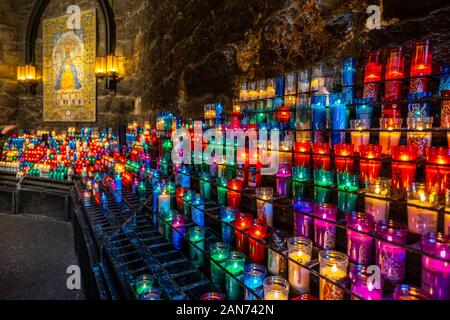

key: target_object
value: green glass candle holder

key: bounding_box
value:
[293,166,310,198]
[210,242,230,288]
[337,173,359,213]
[314,169,333,203]
[225,251,246,300]
[190,226,206,267]
[217,176,228,206]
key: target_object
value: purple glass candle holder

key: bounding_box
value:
[313,203,337,249]
[421,232,450,300]
[392,284,431,300]
[346,212,375,265]
[375,220,408,283]
[276,163,292,197]
[293,198,314,239]
[350,265,383,300]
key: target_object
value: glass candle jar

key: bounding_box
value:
[172,214,186,250]
[350,265,383,300]
[363,50,383,100]
[337,173,359,214]
[200,292,226,300]
[346,211,375,265]
[189,226,205,267]
[425,146,450,196]
[391,145,418,190]
[288,237,313,295]
[375,220,408,283]
[311,95,327,143]
[244,264,267,300]
[319,250,349,300]
[379,118,403,155]
[159,210,174,242]
[235,212,253,254]
[199,172,212,200]
[248,220,268,264]
[294,141,311,167]
[392,284,431,300]
[210,242,230,288]
[256,187,274,227]
[342,57,356,87]
[407,117,433,157]
[314,203,337,250]
[350,119,371,153]
[276,165,292,197]
[312,142,331,171]
[222,207,237,246]
[293,198,314,239]
[329,93,347,146]
[365,178,391,222]
[359,144,382,183]
[239,82,249,101]
[421,232,450,300]
[446,189,450,235]
[313,169,333,204]
[135,274,154,297]
[441,115,450,148]
[407,182,438,235]
[267,230,288,276]
[191,193,205,228]
[334,144,354,173]
[384,46,405,105]
[139,288,161,300]
[409,39,432,93]
[216,176,228,206]
[225,251,246,300]
[228,179,243,209]
[292,166,310,199]
[263,276,289,300]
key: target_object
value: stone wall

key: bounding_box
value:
[4,0,450,128]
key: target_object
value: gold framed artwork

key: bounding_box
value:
[43,9,96,122]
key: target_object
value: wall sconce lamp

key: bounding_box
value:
[95,54,125,91]
[17,65,39,94]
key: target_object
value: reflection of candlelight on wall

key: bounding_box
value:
[365,178,391,223]
[425,147,450,196]
[379,118,403,155]
[391,145,418,190]
[334,144,354,173]
[314,203,337,250]
[407,182,438,235]
[359,144,382,183]
[375,220,408,283]
[189,226,205,267]
[319,250,348,300]
[346,212,374,265]
[421,232,450,300]
[350,119,370,153]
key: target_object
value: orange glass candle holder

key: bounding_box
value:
[426,147,450,196]
[294,141,311,167]
[379,118,403,155]
[391,146,418,190]
[334,144,354,173]
[359,144,382,183]
[312,143,331,170]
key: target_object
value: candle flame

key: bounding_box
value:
[331,264,338,273]
[441,250,447,259]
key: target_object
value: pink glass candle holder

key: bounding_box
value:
[312,142,331,170]
[375,220,408,283]
[334,144,354,173]
[313,203,337,250]
[346,212,375,265]
[421,232,450,300]
[227,179,243,209]
[425,147,450,196]
[391,145,418,190]
[359,144,382,183]
[350,265,383,300]
[379,118,403,155]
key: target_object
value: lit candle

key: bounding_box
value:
[263,276,289,300]
[375,220,408,283]
[365,178,391,222]
[363,50,383,101]
[346,212,374,265]
[210,242,229,289]
[288,237,312,295]
[314,203,337,250]
[235,212,252,254]
[292,166,310,199]
[407,182,438,234]
[409,39,432,93]
[135,274,154,297]
[329,93,347,146]
[216,176,228,206]
[172,214,186,250]
[391,145,418,190]
[200,292,226,300]
[294,141,311,167]
[334,144,354,174]
[256,187,274,227]
[244,264,267,300]
[225,251,246,300]
[425,146,450,196]
[267,229,288,276]
[383,46,405,118]
[159,209,174,242]
[293,198,314,239]
[350,265,383,300]
[313,169,333,204]
[311,95,327,143]
[158,191,171,215]
[337,173,359,214]
[312,142,331,171]
[182,190,194,220]
[350,119,371,153]
[379,118,402,155]
[392,284,431,300]
[191,193,205,227]
[359,144,382,183]
[221,207,237,246]
[407,117,433,157]
[319,250,348,300]
[248,220,268,264]
[227,179,243,209]
[189,226,205,267]
[199,172,212,200]
[421,232,450,300]
[175,186,188,211]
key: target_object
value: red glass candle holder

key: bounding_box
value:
[312,142,331,170]
[248,220,268,264]
[294,141,311,167]
[359,145,382,183]
[410,40,432,93]
[235,212,253,254]
[391,145,418,190]
[363,50,383,100]
[176,186,189,211]
[230,112,241,129]
[334,144,354,173]
[228,179,243,209]
[278,106,291,123]
[385,46,405,101]
[426,147,450,195]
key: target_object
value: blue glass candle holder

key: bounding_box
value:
[407,92,431,118]
[191,194,205,227]
[329,93,347,146]
[356,98,374,122]
[221,207,237,246]
[342,58,356,86]
[244,264,267,300]
[311,95,327,143]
